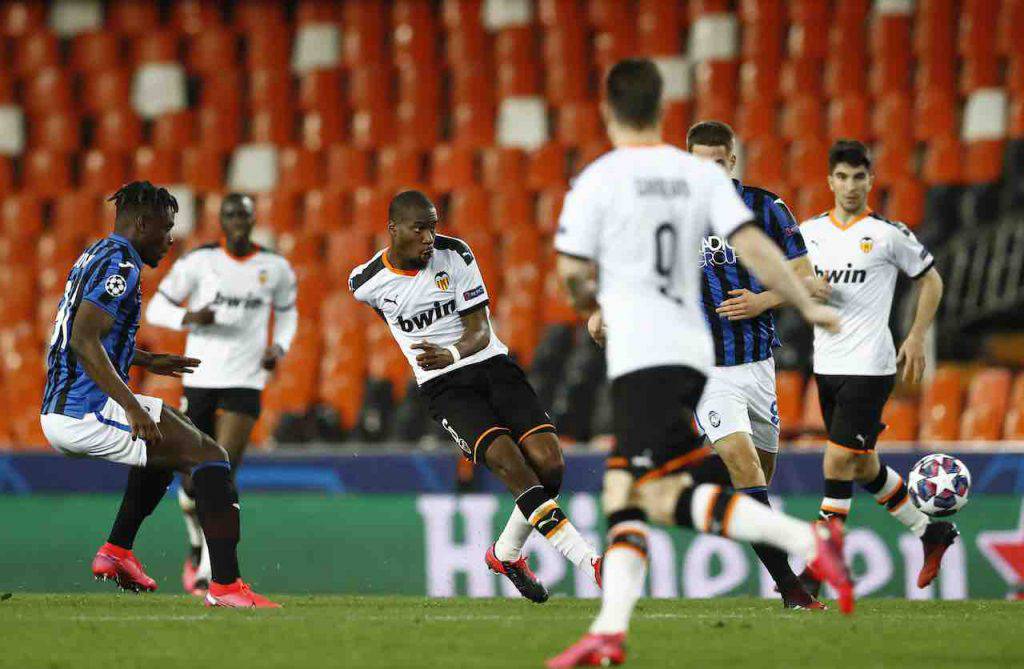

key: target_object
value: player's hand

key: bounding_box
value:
[587,310,606,347]
[412,342,455,370]
[804,275,833,303]
[799,303,841,334]
[715,289,770,321]
[896,334,927,383]
[146,353,201,377]
[127,404,162,445]
[183,306,215,326]
[261,344,285,371]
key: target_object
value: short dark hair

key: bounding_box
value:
[388,190,436,225]
[221,192,254,215]
[828,140,872,172]
[107,181,178,223]
[686,120,735,152]
[605,58,663,130]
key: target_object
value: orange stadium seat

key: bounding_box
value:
[187,27,239,74]
[94,110,144,153]
[53,192,101,237]
[872,92,913,145]
[80,150,129,195]
[556,102,603,147]
[246,25,292,71]
[527,142,569,190]
[740,61,781,103]
[250,107,295,144]
[964,141,1005,184]
[961,367,1012,441]
[197,107,242,152]
[1004,372,1024,439]
[256,192,298,233]
[377,145,426,192]
[870,56,913,97]
[789,20,830,60]
[960,55,1002,94]
[107,0,160,35]
[871,14,912,62]
[0,158,12,193]
[636,0,684,55]
[958,0,998,58]
[824,55,868,98]
[660,102,690,146]
[788,137,830,188]
[540,0,585,27]
[536,186,567,235]
[999,0,1024,57]
[780,58,824,99]
[82,69,133,114]
[199,71,244,114]
[775,370,805,439]
[451,65,496,109]
[171,0,225,35]
[446,24,491,68]
[915,55,957,97]
[277,146,323,194]
[29,113,81,152]
[781,95,826,141]
[235,0,287,33]
[13,31,59,76]
[303,189,351,236]
[133,147,182,184]
[0,1,45,37]
[181,146,226,192]
[1009,56,1024,95]
[796,182,834,221]
[250,69,294,113]
[396,102,441,148]
[326,146,373,191]
[302,109,349,151]
[23,67,73,114]
[152,111,195,149]
[300,69,346,114]
[447,187,490,234]
[352,187,391,236]
[741,19,784,65]
[343,0,388,67]
[886,179,925,228]
[922,136,964,185]
[873,140,914,189]
[920,366,964,441]
[915,0,957,59]
[393,3,439,68]
[352,109,397,148]
[799,376,826,436]
[70,32,123,73]
[735,99,777,141]
[498,61,543,99]
[431,144,478,191]
[877,398,920,443]
[22,150,72,199]
[743,136,787,185]
[452,101,495,147]
[828,95,871,141]
[133,30,181,64]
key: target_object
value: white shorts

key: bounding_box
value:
[695,358,780,454]
[40,395,164,467]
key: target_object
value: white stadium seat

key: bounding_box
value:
[0,105,25,156]
[962,88,1009,141]
[132,63,188,119]
[228,144,280,193]
[689,14,739,62]
[292,23,342,74]
[483,0,533,30]
[49,0,103,37]
[653,56,693,102]
[874,0,915,16]
[497,96,549,151]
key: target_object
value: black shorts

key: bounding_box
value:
[182,387,262,438]
[610,366,709,478]
[815,374,895,453]
[419,355,555,463]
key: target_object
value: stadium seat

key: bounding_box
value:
[796,182,834,221]
[922,136,964,185]
[303,189,350,235]
[873,140,914,189]
[250,107,296,145]
[198,70,244,116]
[798,376,826,436]
[781,95,825,141]
[13,31,59,76]
[1,1,46,37]
[741,18,784,64]
[23,150,72,198]
[23,67,73,114]
[780,57,823,99]
[302,108,347,152]
[431,144,478,191]
[94,109,143,153]
[788,137,830,188]
[188,28,239,75]
[1,195,43,240]
[872,92,913,145]
[877,397,920,443]
[998,0,1024,56]
[393,2,439,68]
[556,102,602,148]
[246,24,292,71]
[885,179,925,228]
[526,142,568,190]
[446,25,491,68]
[234,0,287,33]
[352,187,392,236]
[29,112,80,152]
[80,150,128,195]
[594,24,639,71]
[276,146,323,194]
[0,158,12,192]
[152,111,195,149]
[824,55,868,98]
[197,107,241,152]
[82,69,133,114]
[133,147,181,184]
[743,136,787,185]
[964,141,1005,184]
[325,228,373,285]
[870,56,913,97]
[70,32,122,73]
[377,145,426,192]
[536,186,567,235]
[543,25,589,73]
[325,146,373,191]
[958,0,998,59]
[775,369,805,439]
[250,70,297,113]
[739,61,781,103]
[255,192,298,234]
[828,95,871,141]
[961,367,1012,441]
[292,22,343,74]
[181,146,226,192]
[920,366,964,441]
[52,191,100,236]
[132,29,180,64]
[171,0,224,35]
[352,109,397,149]
[1004,372,1024,439]
[735,99,777,141]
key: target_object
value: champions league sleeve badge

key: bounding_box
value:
[104,274,127,297]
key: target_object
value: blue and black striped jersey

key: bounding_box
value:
[700,181,807,367]
[41,234,143,418]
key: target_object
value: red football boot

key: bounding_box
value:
[181,557,208,597]
[91,543,157,593]
[592,556,603,589]
[205,579,281,608]
[546,633,626,668]
[805,519,855,614]
[918,521,959,588]
[485,545,549,603]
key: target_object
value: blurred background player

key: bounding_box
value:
[40,181,277,607]
[349,190,600,603]
[797,140,958,596]
[686,120,829,609]
[550,59,852,667]
[146,192,298,595]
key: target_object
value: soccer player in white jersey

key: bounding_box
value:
[146,193,298,595]
[548,59,853,667]
[796,140,958,597]
[349,190,601,603]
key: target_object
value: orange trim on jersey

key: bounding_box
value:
[472,426,509,463]
[720,495,741,537]
[820,505,851,516]
[878,478,905,506]
[635,445,713,485]
[828,208,873,231]
[518,423,556,444]
[382,249,420,277]
[606,456,630,469]
[221,240,261,261]
[703,486,722,533]
[826,440,873,454]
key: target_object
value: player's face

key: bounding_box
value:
[138,209,175,267]
[390,211,438,268]
[828,163,873,214]
[689,144,736,175]
[220,198,255,244]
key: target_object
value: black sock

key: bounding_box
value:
[107,467,174,550]
[192,461,240,585]
[820,478,853,522]
[673,484,737,533]
[739,486,800,590]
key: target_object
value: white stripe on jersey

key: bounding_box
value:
[800,210,934,376]
[348,236,508,385]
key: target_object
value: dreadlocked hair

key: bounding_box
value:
[107,181,179,222]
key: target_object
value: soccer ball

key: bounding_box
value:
[907,453,971,517]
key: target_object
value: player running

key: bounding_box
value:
[40,181,277,607]
[349,190,601,603]
[145,192,298,595]
[686,120,828,609]
[796,140,958,596]
[549,59,852,667]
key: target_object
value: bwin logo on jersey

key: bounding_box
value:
[396,300,457,332]
[814,263,867,284]
[699,236,739,267]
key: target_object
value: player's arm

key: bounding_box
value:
[555,254,599,317]
[145,257,214,329]
[131,348,200,377]
[412,307,490,371]
[264,263,299,371]
[728,224,839,333]
[715,256,826,321]
[69,302,162,443]
[897,267,943,383]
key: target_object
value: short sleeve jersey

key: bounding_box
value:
[348,236,508,385]
[800,209,935,376]
[555,145,753,379]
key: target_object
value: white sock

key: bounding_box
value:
[494,505,533,562]
[196,538,212,582]
[690,484,816,559]
[178,487,203,550]
[871,466,929,538]
[590,522,648,635]
[528,497,600,574]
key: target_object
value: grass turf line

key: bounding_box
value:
[0,595,1020,668]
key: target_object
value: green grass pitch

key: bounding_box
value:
[0,595,1020,668]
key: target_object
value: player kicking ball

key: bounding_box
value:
[797,140,957,596]
[146,192,298,596]
[549,59,853,667]
[349,190,601,602]
[40,181,278,608]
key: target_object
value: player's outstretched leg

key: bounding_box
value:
[93,466,174,592]
[482,435,601,600]
[146,406,279,608]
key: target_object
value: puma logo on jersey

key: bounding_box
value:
[396,300,457,332]
[814,263,867,284]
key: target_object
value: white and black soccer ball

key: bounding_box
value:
[907,453,971,517]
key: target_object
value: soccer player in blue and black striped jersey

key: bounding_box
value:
[687,121,831,610]
[39,181,277,607]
